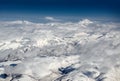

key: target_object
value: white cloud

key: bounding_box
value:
[0,19,120,81]
[78,19,93,27]
[45,16,61,21]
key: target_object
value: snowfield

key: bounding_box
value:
[0,19,120,81]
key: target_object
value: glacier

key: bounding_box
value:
[0,19,120,81]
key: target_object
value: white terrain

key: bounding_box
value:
[0,19,120,81]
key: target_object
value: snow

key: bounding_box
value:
[0,19,120,81]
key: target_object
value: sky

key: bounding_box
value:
[0,0,120,20]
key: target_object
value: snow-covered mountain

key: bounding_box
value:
[0,19,120,81]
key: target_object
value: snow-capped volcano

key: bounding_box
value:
[0,19,120,81]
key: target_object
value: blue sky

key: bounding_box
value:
[0,0,120,20]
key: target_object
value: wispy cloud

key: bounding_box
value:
[45,16,61,21]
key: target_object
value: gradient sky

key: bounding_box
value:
[0,0,120,20]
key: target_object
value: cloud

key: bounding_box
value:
[0,19,120,81]
[45,16,61,21]
[78,19,93,27]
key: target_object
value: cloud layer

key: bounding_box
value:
[0,19,120,81]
